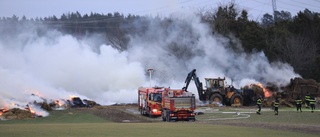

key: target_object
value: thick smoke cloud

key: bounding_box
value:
[127,13,299,90]
[0,25,145,107]
[0,13,299,109]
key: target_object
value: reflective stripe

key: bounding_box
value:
[305,95,310,100]
[274,102,279,107]
[257,99,262,105]
[295,100,302,104]
[309,99,316,104]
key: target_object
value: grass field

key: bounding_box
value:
[196,107,320,125]
[1,123,319,137]
[0,107,319,137]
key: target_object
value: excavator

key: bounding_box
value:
[183,69,255,106]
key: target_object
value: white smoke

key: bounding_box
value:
[0,28,145,108]
[0,12,299,109]
[126,12,300,94]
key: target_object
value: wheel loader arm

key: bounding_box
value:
[183,69,196,90]
[183,69,205,101]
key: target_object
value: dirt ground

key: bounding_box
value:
[83,104,320,135]
[84,104,153,123]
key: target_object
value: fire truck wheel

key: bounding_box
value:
[161,111,166,121]
[149,111,153,118]
[210,93,223,104]
[166,110,171,122]
[189,118,196,122]
[140,109,143,115]
[231,93,243,106]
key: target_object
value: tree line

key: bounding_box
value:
[1,4,319,81]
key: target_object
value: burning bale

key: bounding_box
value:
[67,97,100,108]
[0,93,101,120]
[241,84,269,106]
[83,99,100,107]
[1,108,34,120]
[255,77,320,107]
[280,77,320,105]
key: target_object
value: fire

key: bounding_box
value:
[55,100,63,107]
[0,108,8,116]
[256,83,272,98]
[26,104,49,117]
[28,107,36,114]
[69,95,78,100]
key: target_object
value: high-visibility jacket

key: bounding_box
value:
[274,101,279,107]
[305,95,310,101]
[309,98,316,105]
[295,99,302,104]
[257,99,262,105]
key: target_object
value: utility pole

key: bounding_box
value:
[272,0,277,12]
[147,68,154,87]
[272,0,277,21]
[272,0,277,13]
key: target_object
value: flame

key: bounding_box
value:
[55,100,64,107]
[0,108,8,116]
[28,107,36,114]
[256,83,272,98]
[69,95,78,100]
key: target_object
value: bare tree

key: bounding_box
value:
[279,35,318,77]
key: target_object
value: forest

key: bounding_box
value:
[1,3,319,82]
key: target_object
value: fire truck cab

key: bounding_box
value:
[138,86,196,121]
[138,86,165,117]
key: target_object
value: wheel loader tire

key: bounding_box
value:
[210,93,223,104]
[231,93,243,106]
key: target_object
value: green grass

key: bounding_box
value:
[0,107,319,137]
[0,109,109,124]
[0,123,318,137]
[196,107,320,125]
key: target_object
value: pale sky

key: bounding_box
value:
[1,0,320,21]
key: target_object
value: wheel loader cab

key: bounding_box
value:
[205,78,225,90]
[183,69,246,106]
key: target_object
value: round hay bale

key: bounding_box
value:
[41,102,52,111]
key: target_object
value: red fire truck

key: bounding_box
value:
[138,86,164,117]
[138,86,196,121]
[161,89,196,122]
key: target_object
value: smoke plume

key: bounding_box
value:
[0,13,299,109]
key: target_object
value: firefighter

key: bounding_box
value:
[273,98,279,115]
[305,92,311,108]
[309,97,316,113]
[256,96,262,115]
[295,96,302,112]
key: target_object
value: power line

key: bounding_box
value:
[277,0,320,13]
[238,0,272,20]
[291,0,320,12]
[292,0,320,9]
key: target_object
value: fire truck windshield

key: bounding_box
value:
[153,93,162,102]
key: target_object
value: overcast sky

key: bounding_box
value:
[1,0,320,21]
